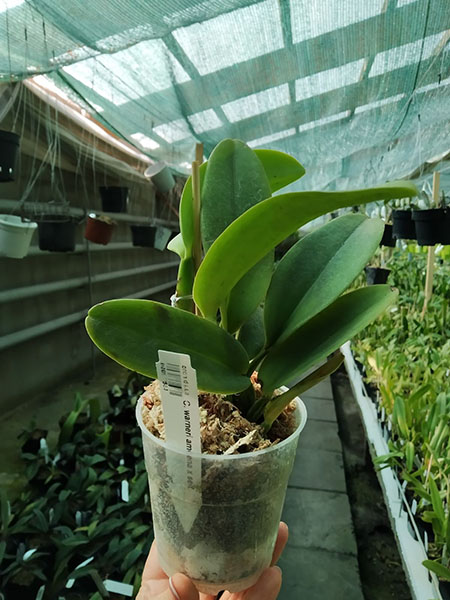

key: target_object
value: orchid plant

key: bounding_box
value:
[86,139,417,431]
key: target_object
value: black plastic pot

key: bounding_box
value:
[365,267,391,285]
[392,210,416,240]
[131,224,157,247]
[380,224,395,247]
[412,208,445,246]
[0,130,20,182]
[99,186,128,213]
[38,216,76,252]
[441,209,450,245]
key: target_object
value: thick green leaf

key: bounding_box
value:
[254,149,305,192]
[201,139,272,251]
[265,214,384,346]
[258,286,397,393]
[422,560,450,581]
[200,140,273,329]
[193,181,417,320]
[86,299,249,394]
[225,252,273,333]
[237,306,266,361]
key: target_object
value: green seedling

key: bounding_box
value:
[86,139,417,431]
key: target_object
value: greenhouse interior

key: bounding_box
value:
[0,1,449,599]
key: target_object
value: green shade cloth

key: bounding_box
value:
[1,0,449,190]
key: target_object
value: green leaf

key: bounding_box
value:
[129,472,148,505]
[225,252,273,333]
[262,351,344,430]
[193,181,417,321]
[237,306,266,360]
[59,393,90,446]
[200,139,273,331]
[258,286,397,393]
[422,560,450,581]
[167,232,185,258]
[405,441,415,472]
[393,397,409,439]
[0,490,10,534]
[254,148,305,192]
[201,139,271,251]
[0,540,6,567]
[428,475,445,524]
[265,214,384,346]
[86,299,250,394]
[179,162,208,256]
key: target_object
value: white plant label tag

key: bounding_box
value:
[156,350,202,531]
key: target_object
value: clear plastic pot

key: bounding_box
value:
[136,395,307,595]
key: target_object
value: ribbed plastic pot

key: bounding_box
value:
[380,224,395,247]
[0,214,37,258]
[38,217,76,252]
[412,209,445,246]
[392,210,416,240]
[84,216,114,245]
[130,224,157,247]
[154,226,172,251]
[365,266,391,285]
[0,130,20,182]
[136,395,307,595]
[145,162,175,193]
[99,186,128,213]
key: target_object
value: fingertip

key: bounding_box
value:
[271,522,289,566]
[244,566,282,600]
[170,573,199,600]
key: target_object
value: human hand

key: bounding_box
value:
[136,521,289,600]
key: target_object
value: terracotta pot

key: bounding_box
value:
[84,216,114,245]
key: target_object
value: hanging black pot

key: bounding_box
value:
[365,267,391,285]
[0,130,20,182]
[441,209,450,245]
[38,216,77,252]
[380,224,395,247]
[412,208,445,246]
[392,210,416,240]
[130,224,157,247]
[99,186,128,213]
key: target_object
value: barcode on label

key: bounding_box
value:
[165,362,182,397]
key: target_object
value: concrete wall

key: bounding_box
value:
[0,85,181,413]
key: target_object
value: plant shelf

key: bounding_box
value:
[341,341,443,600]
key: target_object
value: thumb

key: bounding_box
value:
[155,573,199,600]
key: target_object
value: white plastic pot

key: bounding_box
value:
[145,162,175,193]
[0,214,37,258]
[137,394,307,595]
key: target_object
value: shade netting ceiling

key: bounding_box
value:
[1,0,449,192]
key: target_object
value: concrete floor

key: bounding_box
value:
[279,378,364,600]
[0,365,363,599]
